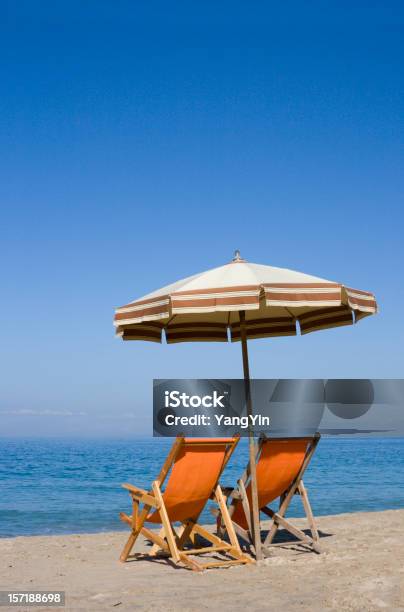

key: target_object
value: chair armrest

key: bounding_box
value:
[122,483,159,508]
[122,483,148,496]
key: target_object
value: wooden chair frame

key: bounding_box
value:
[217,433,321,557]
[119,436,254,571]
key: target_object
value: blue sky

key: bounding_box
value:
[1,2,403,436]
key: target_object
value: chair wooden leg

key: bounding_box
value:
[267,508,315,546]
[178,520,196,548]
[152,481,181,563]
[262,501,320,553]
[298,481,320,544]
[149,527,165,555]
[120,530,139,562]
[119,501,150,562]
[140,525,170,552]
[264,479,300,546]
[264,513,280,546]
[192,523,253,563]
[214,485,242,553]
[232,521,251,545]
[238,479,254,547]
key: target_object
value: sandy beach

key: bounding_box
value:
[1,509,403,611]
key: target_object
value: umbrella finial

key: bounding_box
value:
[232,250,244,262]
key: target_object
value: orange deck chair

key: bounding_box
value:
[119,436,253,571]
[216,433,321,557]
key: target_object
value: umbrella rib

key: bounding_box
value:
[285,307,300,335]
[163,315,177,343]
[285,307,297,320]
[226,312,232,342]
[164,314,176,328]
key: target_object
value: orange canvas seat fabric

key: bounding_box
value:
[147,438,234,524]
[231,438,311,529]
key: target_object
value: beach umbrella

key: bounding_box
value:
[114,251,377,558]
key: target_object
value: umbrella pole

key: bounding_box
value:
[239,310,262,560]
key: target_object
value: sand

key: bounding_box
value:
[1,510,404,611]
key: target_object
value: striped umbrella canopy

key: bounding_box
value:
[114,251,377,559]
[114,251,377,342]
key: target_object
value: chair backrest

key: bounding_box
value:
[231,435,319,528]
[148,437,238,524]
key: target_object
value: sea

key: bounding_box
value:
[0,437,403,537]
